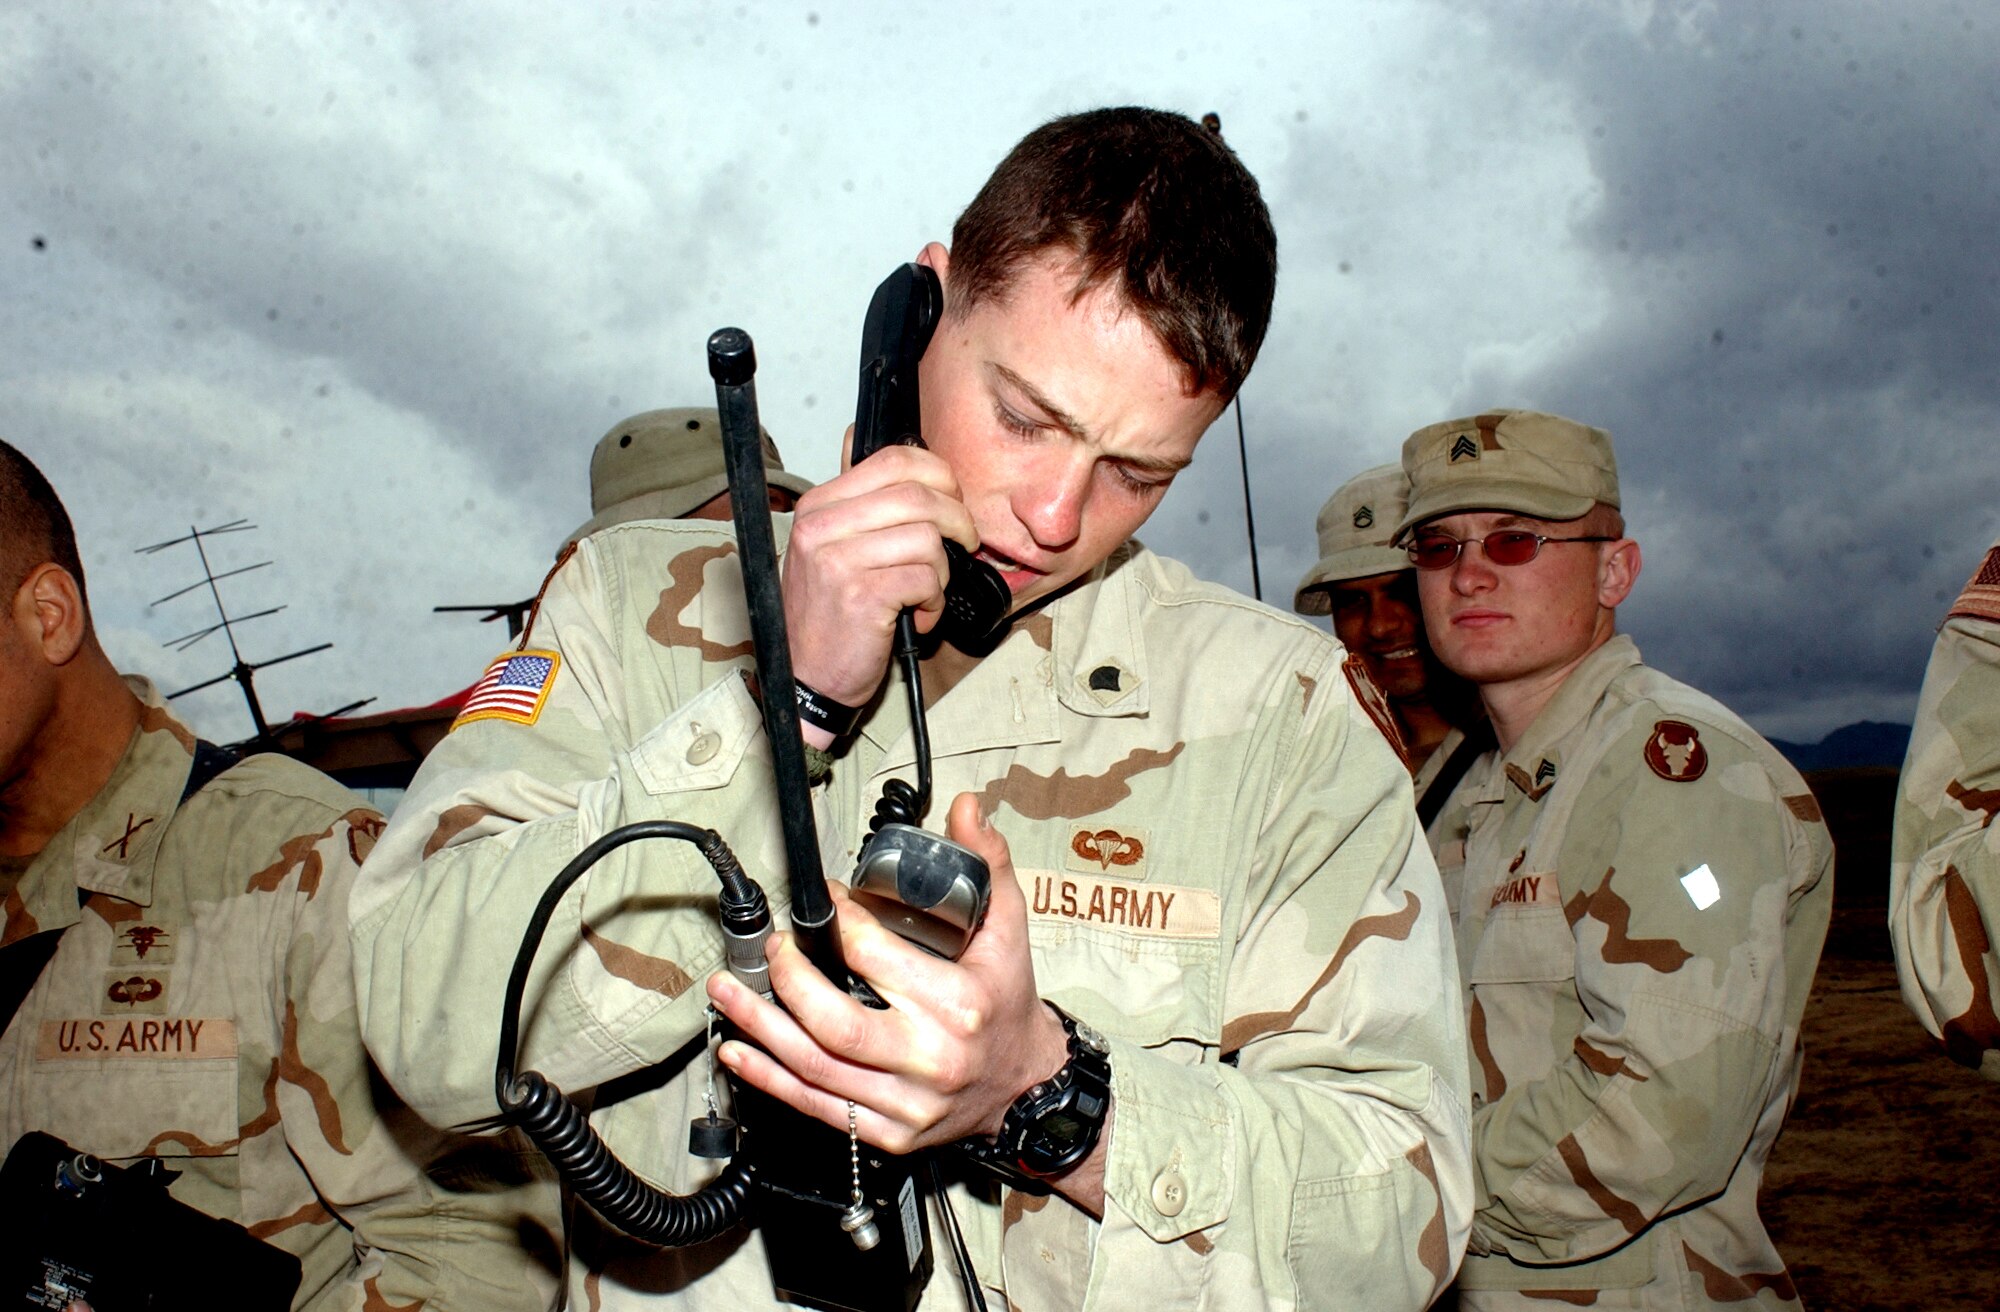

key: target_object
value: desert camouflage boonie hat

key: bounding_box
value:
[564,407,816,549]
[1294,464,1411,615]
[1394,409,1620,540]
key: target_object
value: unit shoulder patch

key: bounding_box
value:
[452,650,562,730]
[1644,719,1708,782]
[1947,544,2000,623]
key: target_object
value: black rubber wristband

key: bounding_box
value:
[793,680,864,738]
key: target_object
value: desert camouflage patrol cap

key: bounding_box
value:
[1293,463,1411,615]
[564,407,815,548]
[1394,409,1620,540]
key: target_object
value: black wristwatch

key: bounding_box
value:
[961,1004,1112,1182]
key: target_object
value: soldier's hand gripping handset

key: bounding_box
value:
[494,272,1027,1312]
[707,264,1108,1207]
[838,264,1006,957]
[781,265,1007,747]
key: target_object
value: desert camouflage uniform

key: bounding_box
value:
[1414,726,1468,804]
[1890,538,2000,1079]
[0,680,561,1311]
[352,519,1475,1311]
[1425,637,1832,1309]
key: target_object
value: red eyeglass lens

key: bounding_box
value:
[1484,532,1543,564]
[1410,539,1461,569]
[1409,531,1543,569]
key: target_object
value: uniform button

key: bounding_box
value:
[686,731,721,765]
[1150,1169,1187,1217]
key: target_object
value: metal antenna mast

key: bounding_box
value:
[138,521,358,739]
[1201,110,1264,601]
[433,600,534,639]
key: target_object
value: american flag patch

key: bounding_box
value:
[452,650,561,730]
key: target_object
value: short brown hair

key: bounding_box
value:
[948,107,1278,400]
[0,440,88,613]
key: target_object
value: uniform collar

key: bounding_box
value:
[1458,635,1641,808]
[1049,541,1151,721]
[860,542,1152,770]
[1495,635,1642,799]
[11,678,198,937]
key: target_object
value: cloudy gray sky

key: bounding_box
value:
[4,0,1994,746]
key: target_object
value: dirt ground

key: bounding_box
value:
[1759,771,1998,1310]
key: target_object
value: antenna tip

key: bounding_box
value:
[707,328,756,386]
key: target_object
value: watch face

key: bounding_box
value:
[1036,1111,1084,1146]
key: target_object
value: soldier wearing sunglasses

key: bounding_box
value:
[1399,410,1834,1310]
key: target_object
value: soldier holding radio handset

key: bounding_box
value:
[354,107,1472,1309]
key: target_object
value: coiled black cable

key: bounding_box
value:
[496,820,765,1247]
[868,618,934,835]
[502,1065,756,1245]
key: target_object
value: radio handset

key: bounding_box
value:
[850,263,1013,647]
[845,264,999,960]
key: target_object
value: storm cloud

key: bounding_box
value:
[2,1,1992,746]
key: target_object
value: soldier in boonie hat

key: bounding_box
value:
[562,407,816,551]
[1294,463,1411,614]
[1393,409,1619,541]
[1295,463,1480,794]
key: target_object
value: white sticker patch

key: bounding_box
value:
[1681,864,1721,911]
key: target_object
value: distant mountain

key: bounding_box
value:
[1768,721,1911,773]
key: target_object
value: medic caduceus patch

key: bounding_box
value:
[1644,719,1708,782]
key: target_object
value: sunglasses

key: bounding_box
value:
[1406,530,1618,571]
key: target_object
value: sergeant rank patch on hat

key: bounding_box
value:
[453,650,561,729]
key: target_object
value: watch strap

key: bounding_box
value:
[792,680,864,738]
[959,1004,1111,1182]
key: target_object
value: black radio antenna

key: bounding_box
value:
[1202,111,1265,601]
[138,521,350,739]
[433,600,535,639]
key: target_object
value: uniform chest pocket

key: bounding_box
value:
[1466,905,1577,986]
[28,1018,243,1168]
[1465,905,1579,1095]
[1019,868,1223,1049]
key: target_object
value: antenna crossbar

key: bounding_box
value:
[151,560,272,607]
[143,520,355,740]
[135,520,254,554]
